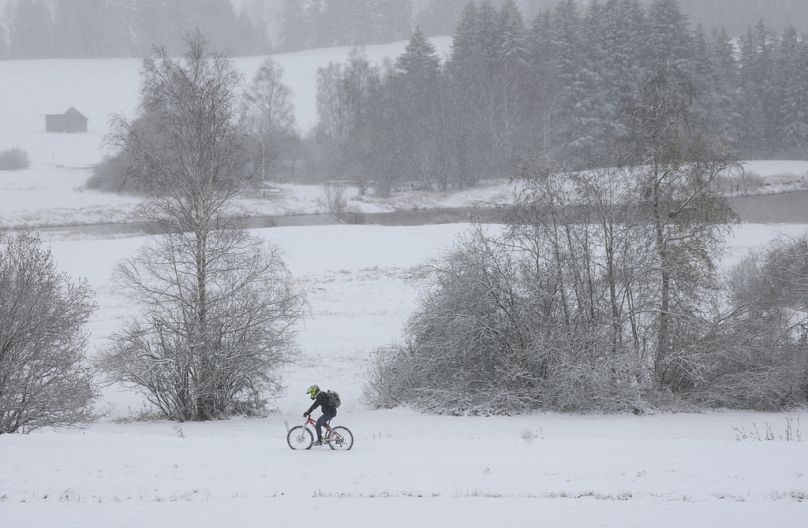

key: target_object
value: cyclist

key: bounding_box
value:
[303,384,337,446]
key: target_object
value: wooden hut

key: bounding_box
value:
[45,107,88,133]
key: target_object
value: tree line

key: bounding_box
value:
[4,0,808,60]
[417,0,808,39]
[364,67,808,415]
[302,0,808,194]
[0,0,269,59]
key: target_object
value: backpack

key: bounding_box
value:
[325,390,341,409]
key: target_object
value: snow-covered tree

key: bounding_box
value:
[0,231,96,434]
[100,35,304,420]
[243,58,300,180]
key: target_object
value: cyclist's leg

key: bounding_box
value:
[315,414,329,442]
[322,411,336,438]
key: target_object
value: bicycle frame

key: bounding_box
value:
[304,416,341,443]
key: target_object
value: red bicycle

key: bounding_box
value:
[287,415,354,450]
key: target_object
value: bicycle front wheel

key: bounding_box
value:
[328,426,354,451]
[287,426,314,450]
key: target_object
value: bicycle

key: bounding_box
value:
[287,415,354,450]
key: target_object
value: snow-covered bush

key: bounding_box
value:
[363,227,652,415]
[86,153,153,194]
[0,231,96,433]
[686,238,808,410]
[0,147,30,171]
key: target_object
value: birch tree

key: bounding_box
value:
[100,35,304,421]
[621,67,737,389]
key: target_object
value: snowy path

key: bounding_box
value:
[1,411,806,527]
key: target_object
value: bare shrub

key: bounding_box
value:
[0,231,96,433]
[322,181,349,219]
[363,225,650,415]
[733,418,802,442]
[0,148,30,171]
[85,153,156,195]
[713,170,765,196]
[99,230,304,420]
[687,237,808,410]
[541,355,647,413]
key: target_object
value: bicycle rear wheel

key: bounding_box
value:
[328,426,354,451]
[287,426,313,450]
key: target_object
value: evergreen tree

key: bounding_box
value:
[646,0,692,69]
[236,7,269,55]
[449,3,479,75]
[779,28,808,151]
[396,27,441,79]
[281,0,308,51]
[373,0,413,42]
[304,0,324,48]
[477,1,503,68]
[708,28,742,146]
[416,0,468,38]
[52,0,131,58]
[184,0,242,54]
[499,0,529,65]
[547,0,588,158]
[8,0,54,59]
[448,3,491,187]
[738,22,779,154]
[0,23,7,59]
[131,0,175,55]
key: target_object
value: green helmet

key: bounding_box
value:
[306,385,320,400]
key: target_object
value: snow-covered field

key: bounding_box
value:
[2,222,807,527]
[2,41,808,527]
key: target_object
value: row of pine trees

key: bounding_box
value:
[4,0,808,60]
[308,0,808,191]
[0,0,269,59]
[417,0,808,40]
[279,0,413,52]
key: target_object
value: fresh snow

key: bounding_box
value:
[2,223,807,527]
[2,39,808,528]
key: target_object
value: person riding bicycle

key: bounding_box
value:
[303,385,337,446]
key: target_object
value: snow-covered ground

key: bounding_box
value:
[2,41,808,527]
[2,222,807,527]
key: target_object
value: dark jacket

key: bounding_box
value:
[307,391,337,416]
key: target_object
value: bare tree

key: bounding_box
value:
[0,231,96,433]
[100,229,303,420]
[243,57,301,181]
[100,35,304,421]
[621,68,738,389]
